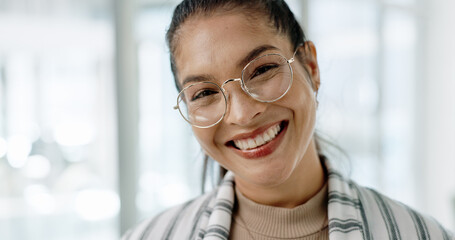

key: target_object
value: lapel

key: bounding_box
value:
[201,172,235,240]
[325,160,369,240]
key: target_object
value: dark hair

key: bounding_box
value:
[166,0,312,192]
[166,0,307,92]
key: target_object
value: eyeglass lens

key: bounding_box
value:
[177,53,292,128]
[242,54,292,102]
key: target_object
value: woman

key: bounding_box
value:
[123,0,453,239]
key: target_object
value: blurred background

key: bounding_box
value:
[0,0,454,239]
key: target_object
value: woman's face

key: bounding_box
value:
[175,12,320,188]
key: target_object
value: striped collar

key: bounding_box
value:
[198,159,453,240]
[123,158,453,240]
[198,159,367,239]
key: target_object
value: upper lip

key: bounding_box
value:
[225,120,284,144]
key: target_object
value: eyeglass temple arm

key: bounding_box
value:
[288,44,304,63]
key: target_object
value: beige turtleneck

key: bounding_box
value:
[230,182,329,240]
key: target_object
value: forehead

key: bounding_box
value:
[174,13,290,84]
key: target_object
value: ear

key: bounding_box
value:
[297,41,320,92]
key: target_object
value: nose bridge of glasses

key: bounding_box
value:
[220,78,242,92]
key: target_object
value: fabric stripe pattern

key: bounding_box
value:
[370,189,402,240]
[122,159,455,240]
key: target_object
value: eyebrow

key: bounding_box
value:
[181,44,279,87]
[237,44,279,69]
[181,74,216,88]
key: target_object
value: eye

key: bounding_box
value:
[192,89,219,101]
[250,64,279,79]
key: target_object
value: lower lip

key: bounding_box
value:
[230,122,288,159]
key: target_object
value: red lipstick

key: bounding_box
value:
[228,121,288,159]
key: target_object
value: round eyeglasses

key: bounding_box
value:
[174,49,299,128]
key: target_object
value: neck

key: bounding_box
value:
[235,139,325,208]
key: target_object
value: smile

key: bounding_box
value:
[226,121,288,159]
[234,123,281,150]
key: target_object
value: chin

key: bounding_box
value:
[240,162,294,187]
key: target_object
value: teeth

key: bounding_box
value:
[267,128,274,138]
[239,141,246,150]
[254,135,265,146]
[233,123,282,150]
[247,139,256,149]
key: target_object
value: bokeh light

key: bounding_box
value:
[54,122,95,147]
[0,137,7,158]
[7,135,32,168]
[75,189,120,221]
[23,155,52,179]
[24,184,56,215]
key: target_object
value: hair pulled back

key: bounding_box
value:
[166,0,307,91]
[166,0,311,190]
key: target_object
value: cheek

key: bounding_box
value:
[285,73,317,131]
[192,127,219,156]
[287,77,316,112]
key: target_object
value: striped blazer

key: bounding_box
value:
[123,160,454,240]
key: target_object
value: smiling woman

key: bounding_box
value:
[177,13,323,206]
[123,0,454,240]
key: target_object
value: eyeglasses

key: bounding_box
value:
[174,48,299,128]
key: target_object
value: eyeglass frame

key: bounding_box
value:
[173,47,301,128]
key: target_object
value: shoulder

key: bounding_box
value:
[122,190,217,240]
[352,181,454,239]
[324,158,453,239]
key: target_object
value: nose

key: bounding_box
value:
[222,80,267,126]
